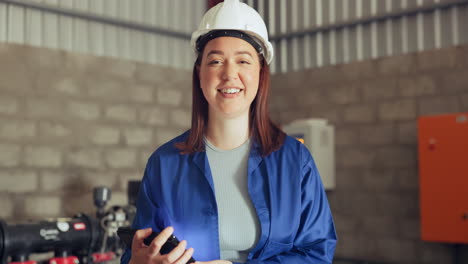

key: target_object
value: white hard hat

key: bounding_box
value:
[191,0,274,64]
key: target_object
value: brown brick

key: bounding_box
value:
[131,84,154,103]
[86,76,129,101]
[397,121,417,145]
[361,169,396,191]
[67,101,100,120]
[418,96,461,116]
[135,63,172,83]
[397,217,420,240]
[377,192,419,217]
[0,170,38,192]
[23,196,62,217]
[441,69,468,93]
[455,45,468,68]
[326,84,360,105]
[308,107,341,124]
[40,171,71,192]
[418,242,454,263]
[170,109,191,128]
[105,149,137,169]
[359,124,395,145]
[82,171,118,190]
[378,53,417,76]
[395,168,419,191]
[0,45,35,94]
[399,75,437,97]
[90,126,120,145]
[0,143,21,167]
[361,215,398,237]
[374,146,416,168]
[332,214,360,236]
[65,52,136,79]
[379,99,416,121]
[0,194,13,219]
[362,78,397,102]
[339,60,377,81]
[295,89,322,108]
[0,96,18,114]
[25,45,64,70]
[375,238,418,262]
[336,191,380,216]
[66,148,103,169]
[25,146,62,168]
[334,169,363,191]
[417,47,457,71]
[123,127,153,146]
[0,120,36,140]
[35,72,84,97]
[26,98,64,118]
[462,94,468,110]
[335,127,359,146]
[139,107,169,126]
[105,104,137,122]
[343,105,375,123]
[157,86,183,106]
[38,121,72,139]
[337,148,375,168]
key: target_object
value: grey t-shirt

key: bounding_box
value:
[205,138,260,262]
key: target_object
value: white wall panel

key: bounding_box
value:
[42,0,58,49]
[0,3,6,42]
[89,0,105,56]
[1,0,467,72]
[24,0,43,47]
[103,0,118,58]
[59,0,73,51]
[73,0,89,54]
[7,5,25,44]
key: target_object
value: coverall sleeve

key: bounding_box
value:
[121,161,163,264]
[239,146,338,264]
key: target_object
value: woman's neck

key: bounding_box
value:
[206,112,250,150]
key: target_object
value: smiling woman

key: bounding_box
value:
[121,1,337,264]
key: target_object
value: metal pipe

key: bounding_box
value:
[0,0,191,40]
[270,0,468,42]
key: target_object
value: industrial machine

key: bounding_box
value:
[283,118,335,190]
[0,181,140,264]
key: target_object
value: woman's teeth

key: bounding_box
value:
[219,88,241,94]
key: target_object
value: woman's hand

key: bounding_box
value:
[194,261,232,264]
[129,226,195,264]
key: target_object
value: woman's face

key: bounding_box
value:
[198,36,261,119]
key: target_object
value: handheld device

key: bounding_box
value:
[117,227,196,263]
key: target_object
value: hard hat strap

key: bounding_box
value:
[196,30,263,55]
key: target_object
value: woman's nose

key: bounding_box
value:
[222,63,238,81]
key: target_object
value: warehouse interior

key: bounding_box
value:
[0,0,467,263]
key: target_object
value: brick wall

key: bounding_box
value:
[0,43,192,220]
[270,45,468,263]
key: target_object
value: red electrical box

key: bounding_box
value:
[418,113,468,243]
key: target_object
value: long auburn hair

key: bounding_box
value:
[175,52,286,157]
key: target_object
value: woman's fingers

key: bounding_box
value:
[165,240,188,263]
[174,247,195,264]
[148,226,174,256]
[132,228,152,250]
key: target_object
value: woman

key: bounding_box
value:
[121,1,337,263]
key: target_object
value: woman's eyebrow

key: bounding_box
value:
[206,50,253,58]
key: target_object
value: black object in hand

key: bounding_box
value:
[117,227,196,263]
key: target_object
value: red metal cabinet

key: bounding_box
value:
[418,113,468,243]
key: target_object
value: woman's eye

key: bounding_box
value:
[208,60,221,65]
[240,60,251,64]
